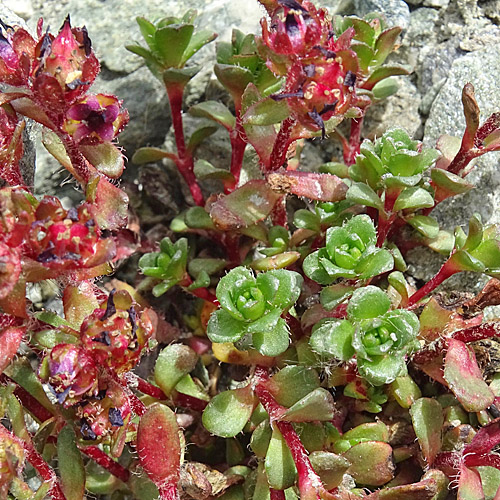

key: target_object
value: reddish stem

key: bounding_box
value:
[158,483,181,500]
[174,392,208,411]
[270,195,288,228]
[343,117,364,166]
[254,367,326,499]
[0,374,53,423]
[181,275,218,305]
[447,148,477,176]
[80,445,130,483]
[464,453,500,469]
[269,118,294,171]
[270,489,286,500]
[407,260,457,307]
[165,83,204,206]
[227,104,247,191]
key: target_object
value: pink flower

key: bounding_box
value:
[64,94,129,144]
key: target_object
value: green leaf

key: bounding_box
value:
[431,168,474,196]
[373,27,402,66]
[80,143,125,179]
[185,206,215,229]
[357,354,406,386]
[202,385,254,437]
[406,215,440,239]
[355,248,394,279]
[343,421,389,446]
[34,311,72,328]
[242,96,289,126]
[409,398,443,466]
[154,344,198,395]
[372,77,399,99]
[175,374,209,401]
[347,286,391,320]
[266,366,320,408]
[132,147,176,164]
[346,182,383,209]
[281,388,335,422]
[58,426,85,500]
[389,376,422,409]
[182,29,217,65]
[189,101,236,130]
[194,159,234,182]
[309,452,350,490]
[136,17,157,51]
[252,317,290,357]
[154,24,194,68]
[162,65,200,85]
[256,269,303,311]
[206,309,246,343]
[443,338,495,412]
[293,209,321,232]
[265,427,297,490]
[251,252,300,271]
[209,180,282,230]
[187,125,218,153]
[214,63,254,98]
[393,187,434,212]
[309,319,355,361]
[344,441,395,486]
[250,419,272,457]
[320,284,354,311]
[363,65,411,90]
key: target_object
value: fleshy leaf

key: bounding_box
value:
[393,187,434,212]
[80,143,125,179]
[281,388,335,422]
[346,182,383,209]
[409,398,443,466]
[252,317,290,357]
[154,344,198,395]
[137,404,181,489]
[344,441,395,486]
[265,427,297,490]
[189,101,236,130]
[202,385,254,437]
[206,310,247,343]
[0,327,24,375]
[443,338,495,412]
[309,319,355,361]
[407,215,440,239]
[347,286,391,320]
[132,147,176,164]
[309,452,350,490]
[57,426,85,500]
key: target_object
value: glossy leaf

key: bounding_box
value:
[132,147,176,164]
[309,319,355,361]
[344,441,395,486]
[80,143,125,179]
[346,182,383,209]
[189,101,236,130]
[265,427,297,490]
[347,286,391,320]
[281,388,335,422]
[309,451,350,490]
[393,187,434,212]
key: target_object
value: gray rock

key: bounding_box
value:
[353,0,411,30]
[2,0,33,20]
[424,46,500,230]
[423,0,449,7]
[482,0,500,23]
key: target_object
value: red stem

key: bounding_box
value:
[158,483,181,500]
[268,118,294,171]
[227,104,247,191]
[407,260,457,307]
[270,195,288,228]
[452,322,500,343]
[447,148,477,176]
[343,117,364,166]
[80,445,130,483]
[254,367,326,499]
[0,374,54,423]
[165,83,204,206]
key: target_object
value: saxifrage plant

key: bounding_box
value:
[1,0,500,499]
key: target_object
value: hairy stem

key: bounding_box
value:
[270,489,286,500]
[343,117,364,166]
[227,103,247,191]
[407,260,457,307]
[165,83,204,206]
[158,483,181,500]
[80,446,130,483]
[269,118,294,171]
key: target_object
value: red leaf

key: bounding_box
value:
[464,419,500,457]
[457,465,484,500]
[0,326,25,374]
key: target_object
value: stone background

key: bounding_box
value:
[1,0,500,293]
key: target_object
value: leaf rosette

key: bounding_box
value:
[207,266,303,356]
[303,214,393,284]
[310,286,419,386]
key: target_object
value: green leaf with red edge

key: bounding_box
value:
[0,277,26,318]
[187,125,218,153]
[362,66,411,90]
[464,419,500,456]
[0,327,24,375]
[57,426,85,500]
[86,175,129,231]
[132,147,177,164]
[443,338,495,412]
[344,441,395,486]
[137,403,182,488]
[202,385,255,437]
[242,95,289,126]
[409,398,443,466]
[373,27,402,67]
[457,465,484,500]
[214,63,254,100]
[42,129,75,176]
[189,101,236,130]
[11,97,55,129]
[309,452,350,490]
[154,24,194,68]
[79,143,125,179]
[209,180,281,230]
[268,170,348,203]
[373,477,439,499]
